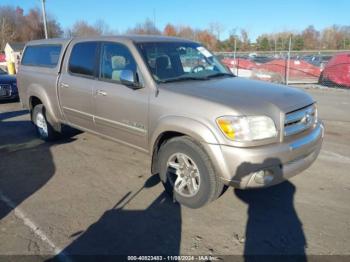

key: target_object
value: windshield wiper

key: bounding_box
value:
[205,72,235,79]
[158,76,209,83]
[158,72,234,83]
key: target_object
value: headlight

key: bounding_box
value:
[216,116,277,141]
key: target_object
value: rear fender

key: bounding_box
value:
[27,84,61,131]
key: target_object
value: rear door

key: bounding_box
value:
[58,41,99,130]
[93,41,149,150]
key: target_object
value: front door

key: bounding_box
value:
[93,42,149,151]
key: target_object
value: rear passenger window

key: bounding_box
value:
[69,42,98,77]
[21,45,62,67]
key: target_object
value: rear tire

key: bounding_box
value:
[319,72,332,86]
[32,104,60,141]
[158,136,224,208]
[318,72,325,85]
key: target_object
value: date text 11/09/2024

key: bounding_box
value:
[127,255,220,261]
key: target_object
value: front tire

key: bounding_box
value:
[32,104,60,141]
[158,136,224,208]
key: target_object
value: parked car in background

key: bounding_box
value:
[0,68,18,101]
[319,53,350,88]
[302,55,332,70]
[221,57,257,77]
[254,59,321,83]
[18,36,323,208]
[250,55,274,64]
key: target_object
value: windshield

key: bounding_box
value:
[136,42,232,83]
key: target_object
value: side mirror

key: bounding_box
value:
[120,70,142,89]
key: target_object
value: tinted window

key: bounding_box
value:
[137,42,229,82]
[21,45,62,67]
[100,42,137,82]
[69,42,98,77]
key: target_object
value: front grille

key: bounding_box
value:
[284,104,317,136]
[0,84,12,97]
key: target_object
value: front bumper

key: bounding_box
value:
[203,122,324,189]
[0,93,18,101]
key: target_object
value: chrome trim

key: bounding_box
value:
[285,108,312,124]
[63,107,147,135]
[0,84,12,97]
[62,106,93,121]
[289,123,323,151]
[64,121,149,154]
[284,104,316,136]
[285,122,313,136]
[94,116,147,136]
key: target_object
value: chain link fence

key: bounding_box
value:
[216,50,350,89]
[1,45,349,89]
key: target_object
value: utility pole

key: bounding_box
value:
[233,37,238,76]
[41,0,48,39]
[233,38,237,61]
[285,35,292,85]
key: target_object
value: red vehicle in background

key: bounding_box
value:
[221,58,257,78]
[255,59,321,83]
[221,57,321,84]
[221,57,257,70]
[319,53,350,88]
[0,54,5,63]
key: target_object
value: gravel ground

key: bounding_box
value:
[0,86,349,260]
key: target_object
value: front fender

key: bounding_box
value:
[150,115,220,152]
[149,116,231,182]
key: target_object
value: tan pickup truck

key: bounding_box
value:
[17,35,324,208]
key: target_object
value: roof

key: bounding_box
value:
[118,34,196,43]
[6,42,25,51]
[25,35,196,46]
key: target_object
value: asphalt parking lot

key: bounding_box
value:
[0,86,350,260]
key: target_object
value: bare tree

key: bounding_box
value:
[302,26,320,50]
[321,25,347,49]
[94,19,117,36]
[209,22,225,40]
[126,18,161,35]
[0,5,62,50]
[68,21,101,37]
[196,30,217,50]
[240,29,250,51]
[0,6,20,49]
[163,23,177,36]
[177,26,195,40]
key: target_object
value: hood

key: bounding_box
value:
[0,74,16,84]
[160,77,314,114]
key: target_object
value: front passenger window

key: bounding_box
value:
[100,43,137,82]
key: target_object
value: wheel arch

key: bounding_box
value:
[27,85,61,132]
[150,116,220,175]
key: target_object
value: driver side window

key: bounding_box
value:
[99,42,137,83]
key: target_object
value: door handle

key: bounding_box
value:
[96,90,107,96]
[60,83,69,88]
